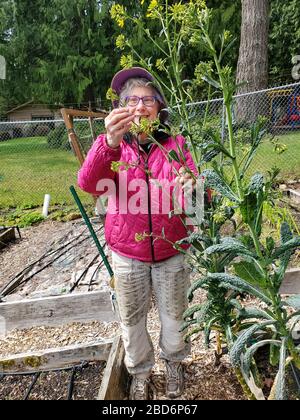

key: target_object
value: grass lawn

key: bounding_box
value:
[0,131,299,210]
[248,131,300,180]
[0,136,92,209]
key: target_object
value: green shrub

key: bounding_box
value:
[17,212,45,227]
[0,209,45,227]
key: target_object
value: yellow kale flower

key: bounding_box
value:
[129,117,160,136]
[147,0,162,19]
[135,232,148,242]
[213,210,227,224]
[191,0,207,10]
[106,88,119,102]
[120,54,133,69]
[155,58,166,72]
[111,161,131,172]
[194,61,214,86]
[116,34,127,50]
[169,3,186,21]
[110,4,126,28]
[223,30,232,42]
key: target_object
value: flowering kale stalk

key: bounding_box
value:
[129,117,160,136]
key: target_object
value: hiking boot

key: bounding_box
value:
[165,361,184,398]
[129,376,150,400]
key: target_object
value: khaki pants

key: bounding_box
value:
[111,251,191,377]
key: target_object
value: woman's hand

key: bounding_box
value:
[175,167,196,190]
[105,108,135,149]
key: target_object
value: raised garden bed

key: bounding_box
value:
[0,291,128,400]
[281,182,300,206]
[0,336,128,400]
[0,361,106,400]
[0,222,299,400]
[0,227,17,250]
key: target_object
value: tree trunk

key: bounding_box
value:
[235,0,269,124]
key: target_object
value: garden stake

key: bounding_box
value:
[70,186,113,279]
[69,186,118,314]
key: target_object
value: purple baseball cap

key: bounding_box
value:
[110,66,167,110]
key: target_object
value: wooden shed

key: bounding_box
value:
[6,101,62,122]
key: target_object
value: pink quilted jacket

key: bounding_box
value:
[77,133,197,262]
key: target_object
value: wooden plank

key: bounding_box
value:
[280,268,300,295]
[288,189,300,205]
[0,339,113,374]
[0,291,117,333]
[0,227,16,250]
[98,335,129,400]
[60,108,108,120]
[60,107,108,166]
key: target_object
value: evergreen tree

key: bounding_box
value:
[269,0,300,85]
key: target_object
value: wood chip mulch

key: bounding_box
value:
[2,220,294,400]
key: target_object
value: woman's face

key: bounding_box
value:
[125,85,160,126]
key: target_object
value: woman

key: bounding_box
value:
[78,67,197,400]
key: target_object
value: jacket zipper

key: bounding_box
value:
[132,135,171,261]
[144,160,156,262]
[137,142,156,262]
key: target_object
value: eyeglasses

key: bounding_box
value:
[124,95,158,107]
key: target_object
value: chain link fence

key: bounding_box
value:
[0,117,105,208]
[174,82,300,179]
[1,82,300,208]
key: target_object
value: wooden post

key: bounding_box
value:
[98,336,129,400]
[60,108,108,166]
